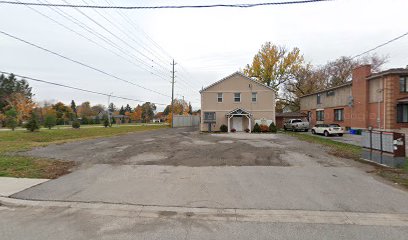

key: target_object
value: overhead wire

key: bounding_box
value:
[0,0,334,9]
[35,0,170,81]
[351,31,408,59]
[0,30,171,97]
[0,71,167,105]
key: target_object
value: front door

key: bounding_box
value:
[232,117,243,131]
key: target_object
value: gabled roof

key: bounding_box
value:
[199,71,274,93]
[226,108,252,116]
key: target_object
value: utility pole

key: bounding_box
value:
[171,59,176,128]
[107,92,113,127]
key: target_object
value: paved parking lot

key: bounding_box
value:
[13,127,408,213]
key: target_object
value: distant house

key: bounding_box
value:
[200,72,276,132]
[112,114,129,124]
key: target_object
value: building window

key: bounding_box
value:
[326,90,335,96]
[217,93,223,102]
[400,77,408,93]
[204,112,216,122]
[317,93,321,104]
[234,93,241,102]
[251,92,257,102]
[316,110,324,121]
[397,104,408,123]
[334,109,344,121]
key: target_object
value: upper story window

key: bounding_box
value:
[400,76,408,93]
[234,92,241,102]
[251,92,257,102]
[326,90,335,97]
[217,93,223,102]
[317,93,321,104]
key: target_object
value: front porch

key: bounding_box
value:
[226,108,252,133]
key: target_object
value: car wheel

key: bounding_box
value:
[324,131,330,137]
[311,130,315,135]
[338,133,343,137]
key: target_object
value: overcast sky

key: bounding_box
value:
[0,0,407,111]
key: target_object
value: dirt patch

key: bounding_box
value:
[158,211,177,217]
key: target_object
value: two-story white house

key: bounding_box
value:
[200,72,276,132]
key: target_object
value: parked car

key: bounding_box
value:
[311,124,344,137]
[283,119,310,132]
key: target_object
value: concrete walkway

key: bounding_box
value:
[0,177,49,197]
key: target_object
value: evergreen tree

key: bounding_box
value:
[108,103,116,113]
[119,106,125,115]
[5,108,18,131]
[44,114,57,129]
[124,104,132,113]
[0,74,33,112]
[70,100,77,117]
[25,112,40,132]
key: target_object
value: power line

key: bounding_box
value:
[0,71,167,105]
[0,0,333,9]
[33,0,169,81]
[0,30,171,97]
[351,31,408,59]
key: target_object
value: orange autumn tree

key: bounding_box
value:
[131,105,142,122]
[7,92,36,122]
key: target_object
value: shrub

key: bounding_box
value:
[94,116,101,124]
[231,128,236,133]
[81,116,89,125]
[44,114,57,129]
[260,124,269,133]
[72,120,81,129]
[25,112,40,132]
[245,128,250,133]
[253,123,261,133]
[103,118,110,128]
[269,122,277,133]
[5,108,18,131]
[56,118,65,125]
[220,124,228,132]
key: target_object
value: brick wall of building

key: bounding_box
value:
[350,65,371,129]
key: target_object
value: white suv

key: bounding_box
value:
[311,124,344,137]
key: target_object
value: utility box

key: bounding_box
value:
[362,131,406,168]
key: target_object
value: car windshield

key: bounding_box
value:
[329,124,340,127]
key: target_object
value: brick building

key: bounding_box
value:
[300,65,408,130]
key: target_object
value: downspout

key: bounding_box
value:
[383,77,386,130]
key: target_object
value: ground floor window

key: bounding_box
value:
[334,109,344,121]
[397,104,408,123]
[316,110,324,121]
[204,112,216,122]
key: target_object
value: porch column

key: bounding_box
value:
[228,116,231,133]
[248,116,251,133]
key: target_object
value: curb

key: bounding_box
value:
[1,197,408,227]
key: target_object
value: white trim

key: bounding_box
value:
[251,92,257,103]
[217,92,223,103]
[234,92,241,103]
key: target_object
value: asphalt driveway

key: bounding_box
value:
[12,127,408,213]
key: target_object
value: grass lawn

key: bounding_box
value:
[285,131,408,188]
[0,124,168,179]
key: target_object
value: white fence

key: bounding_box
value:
[173,115,200,128]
